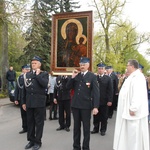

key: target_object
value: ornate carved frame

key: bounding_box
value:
[51,11,93,75]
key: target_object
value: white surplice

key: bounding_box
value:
[113,69,150,150]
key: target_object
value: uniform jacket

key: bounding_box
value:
[66,71,100,109]
[54,76,71,101]
[97,75,113,105]
[22,71,49,108]
[109,72,119,95]
[15,74,24,104]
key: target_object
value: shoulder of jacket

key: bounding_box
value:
[87,71,94,75]
[18,74,23,78]
[87,72,97,79]
[41,71,48,75]
[104,75,110,78]
[25,72,32,77]
[27,72,32,75]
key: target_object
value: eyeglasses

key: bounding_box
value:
[126,64,132,67]
[79,63,88,66]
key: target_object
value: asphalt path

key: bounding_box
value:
[1,102,149,150]
[0,102,116,150]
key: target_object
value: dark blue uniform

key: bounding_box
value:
[108,72,118,118]
[22,71,48,146]
[66,71,100,150]
[15,74,27,132]
[54,75,71,130]
[91,74,113,134]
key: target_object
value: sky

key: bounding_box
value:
[77,0,150,60]
[124,0,150,59]
[124,0,150,33]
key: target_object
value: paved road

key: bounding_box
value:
[1,100,149,150]
[0,100,116,150]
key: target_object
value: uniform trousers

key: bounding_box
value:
[148,99,150,121]
[72,108,91,150]
[49,93,57,119]
[58,100,71,128]
[108,94,117,117]
[20,105,27,130]
[93,105,108,132]
[26,107,45,145]
[113,95,118,110]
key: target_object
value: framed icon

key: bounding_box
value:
[51,11,93,75]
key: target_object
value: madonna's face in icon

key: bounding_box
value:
[66,23,78,41]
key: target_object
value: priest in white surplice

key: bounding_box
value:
[113,59,149,150]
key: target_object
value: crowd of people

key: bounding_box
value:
[5,56,150,150]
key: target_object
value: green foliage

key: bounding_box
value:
[16,72,22,78]
[2,0,150,76]
[48,0,80,13]
[93,1,150,75]
[20,0,80,72]
[19,1,52,71]
[8,24,27,71]
[0,94,7,98]
[0,91,7,98]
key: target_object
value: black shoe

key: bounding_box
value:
[108,115,112,119]
[19,129,27,134]
[25,142,34,149]
[91,130,98,134]
[65,127,70,132]
[56,126,64,131]
[73,148,81,150]
[53,117,58,120]
[49,117,53,120]
[32,144,41,150]
[100,131,105,136]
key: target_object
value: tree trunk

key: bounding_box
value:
[1,22,8,92]
[0,0,9,93]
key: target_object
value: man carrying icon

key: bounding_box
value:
[66,57,100,150]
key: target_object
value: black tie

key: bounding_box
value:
[81,73,84,78]
[33,71,36,75]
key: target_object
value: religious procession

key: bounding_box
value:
[3,55,149,150]
[0,1,150,150]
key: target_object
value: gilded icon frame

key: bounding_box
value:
[51,11,93,75]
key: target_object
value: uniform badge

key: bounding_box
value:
[86,82,90,88]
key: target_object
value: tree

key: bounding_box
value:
[0,0,9,92]
[92,0,150,74]
[8,24,27,70]
[0,0,28,93]
[6,0,29,71]
[93,0,126,54]
[21,0,80,71]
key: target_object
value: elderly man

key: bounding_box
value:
[113,59,149,150]
[66,57,100,150]
[22,56,49,150]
